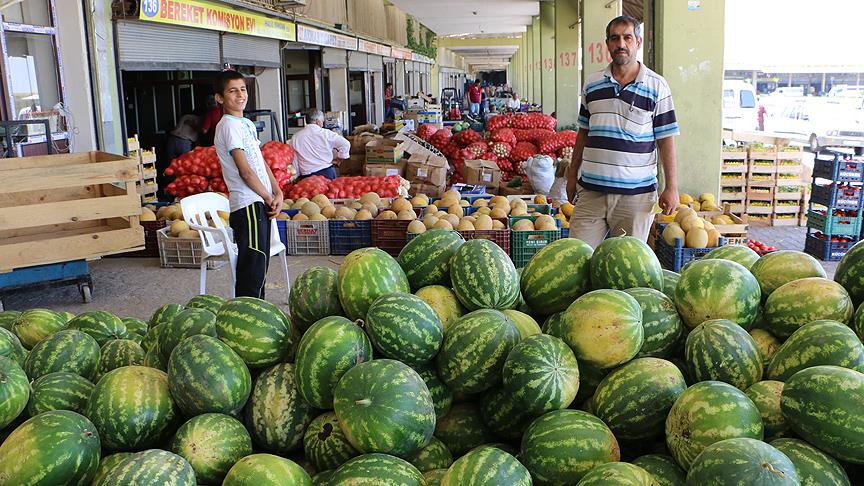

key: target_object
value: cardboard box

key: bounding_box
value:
[364,162,405,177]
[403,109,443,128]
[410,182,446,198]
[405,153,449,187]
[498,180,535,196]
[338,154,365,176]
[348,133,382,155]
[366,139,404,164]
[463,159,502,186]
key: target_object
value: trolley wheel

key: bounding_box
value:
[80,284,92,303]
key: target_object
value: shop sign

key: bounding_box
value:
[358,39,391,57]
[139,0,296,41]
[411,52,434,64]
[296,24,357,50]
[390,47,413,60]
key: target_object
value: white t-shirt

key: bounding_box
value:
[507,98,521,109]
[289,123,351,176]
[214,114,273,212]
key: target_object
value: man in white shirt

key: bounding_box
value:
[507,93,522,111]
[290,110,351,180]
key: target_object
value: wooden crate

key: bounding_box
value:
[0,151,144,272]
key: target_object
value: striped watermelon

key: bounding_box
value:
[97,339,145,380]
[770,438,851,486]
[329,453,424,486]
[502,334,580,413]
[95,449,196,486]
[624,288,684,359]
[520,409,620,483]
[435,402,495,457]
[294,316,373,409]
[12,309,66,349]
[23,329,100,381]
[0,326,26,367]
[365,292,443,365]
[246,362,315,454]
[520,238,593,314]
[26,371,94,417]
[90,453,133,486]
[223,454,311,486]
[855,303,864,342]
[541,311,565,334]
[768,319,864,381]
[632,454,686,486]
[140,323,162,352]
[149,303,184,328]
[780,365,864,464]
[303,411,360,472]
[750,328,781,373]
[479,386,538,440]
[338,248,410,321]
[333,359,435,458]
[414,285,465,333]
[158,308,217,360]
[763,277,854,338]
[121,317,148,337]
[424,469,447,486]
[169,413,252,485]
[0,310,20,330]
[576,362,612,404]
[215,297,293,368]
[440,446,531,486]
[0,410,100,485]
[674,259,761,330]
[0,356,28,429]
[750,250,827,298]
[684,319,763,390]
[449,239,519,311]
[435,309,520,394]
[836,240,864,306]
[398,229,465,291]
[413,363,453,419]
[704,244,761,270]
[590,236,663,291]
[409,437,453,472]
[665,380,763,469]
[289,267,344,331]
[86,366,177,451]
[547,289,643,369]
[143,344,168,371]
[66,311,127,346]
[577,462,658,485]
[167,334,251,417]
[592,357,687,441]
[745,380,789,440]
[185,294,225,314]
[501,309,542,338]
[662,270,680,301]
[686,438,799,485]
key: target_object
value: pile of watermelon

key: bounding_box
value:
[3,233,864,485]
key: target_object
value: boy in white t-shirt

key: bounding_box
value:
[213,70,283,299]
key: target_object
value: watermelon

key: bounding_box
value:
[398,228,465,290]
[686,438,799,485]
[0,326,26,367]
[95,449,196,486]
[140,323,162,352]
[590,236,663,290]
[479,386,538,441]
[780,365,864,464]
[768,319,864,381]
[289,267,344,331]
[415,285,465,332]
[158,308,217,359]
[12,309,66,349]
[576,362,612,404]
[409,437,453,472]
[329,453,424,486]
[149,303,184,327]
[520,238,593,314]
[364,292,443,365]
[440,446,531,486]
[435,402,495,457]
[185,294,225,314]
[449,239,520,311]
[502,334,580,413]
[750,250,827,298]
[770,438,851,486]
[684,319,763,390]
[673,259,761,330]
[246,362,315,455]
[143,345,168,371]
[624,288,684,358]
[592,357,687,441]
[750,328,781,373]
[303,411,360,471]
[0,410,100,484]
[23,329,100,381]
[90,453,134,486]
[169,413,252,485]
[632,454,686,486]
[167,334,251,417]
[435,309,520,394]
[294,316,373,409]
[763,277,854,338]
[333,359,435,458]
[546,289,643,369]
[222,453,310,486]
[215,297,293,368]
[338,248,410,320]
[745,380,789,440]
[424,469,447,486]
[854,303,864,342]
[665,380,763,469]
[97,339,145,379]
[0,356,28,429]
[26,371,94,417]
[0,310,20,330]
[576,462,658,485]
[836,241,864,306]
[66,310,127,346]
[121,317,148,337]
[661,270,680,301]
[501,309,542,338]
[413,363,453,419]
[520,409,620,483]
[704,244,761,270]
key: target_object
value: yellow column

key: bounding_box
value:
[526,26,534,103]
[555,0,581,127]
[532,17,541,105]
[540,2,556,115]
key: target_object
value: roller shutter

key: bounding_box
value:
[116,20,221,71]
[222,33,281,68]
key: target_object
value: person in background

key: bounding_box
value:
[166,113,200,161]
[468,79,483,114]
[480,85,489,116]
[290,109,350,181]
[384,83,394,120]
[213,70,283,299]
[758,103,767,131]
[507,93,522,111]
[200,95,223,146]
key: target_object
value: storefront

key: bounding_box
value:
[390,47,413,98]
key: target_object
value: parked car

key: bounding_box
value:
[765,99,864,151]
[722,80,759,132]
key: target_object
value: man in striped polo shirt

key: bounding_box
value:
[566,15,680,249]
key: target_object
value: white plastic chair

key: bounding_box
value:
[180,193,290,302]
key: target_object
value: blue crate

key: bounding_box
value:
[560,227,569,240]
[804,229,858,261]
[328,220,372,255]
[654,236,726,272]
[812,151,864,183]
[810,183,863,210]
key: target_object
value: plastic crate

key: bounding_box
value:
[804,231,858,261]
[371,220,412,256]
[806,209,863,236]
[654,236,726,272]
[509,216,562,268]
[459,229,511,255]
[328,220,372,255]
[813,152,864,182]
[117,220,168,257]
[560,227,569,240]
[287,220,330,255]
[156,227,225,269]
[810,183,863,210]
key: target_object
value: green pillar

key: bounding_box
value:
[532,17,542,105]
[650,0,725,196]
[582,0,621,82]
[540,2,556,115]
[526,26,534,103]
[555,0,581,127]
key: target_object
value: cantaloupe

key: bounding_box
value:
[474,214,494,230]
[662,222,685,246]
[444,214,461,227]
[360,192,381,206]
[178,229,199,239]
[350,201,364,210]
[321,205,337,218]
[436,211,448,219]
[492,220,506,230]
[397,209,416,221]
[354,210,373,220]
[685,228,709,248]
[334,207,356,220]
[490,195,508,206]
[706,228,721,247]
[511,207,528,217]
[534,195,547,204]
[456,220,475,231]
[281,200,294,210]
[477,207,492,215]
[423,215,440,228]
[680,215,704,233]
[472,199,489,207]
[407,220,427,234]
[301,202,321,217]
[426,204,439,214]
[311,194,331,208]
[490,208,508,219]
[460,200,470,207]
[140,207,156,221]
[448,205,464,217]
[170,221,189,237]
[391,198,413,213]
[276,212,290,220]
[432,219,453,230]
[410,196,428,207]
[310,214,328,221]
[512,219,535,231]
[292,213,309,221]
[675,206,696,224]
[361,203,379,217]
[377,210,397,220]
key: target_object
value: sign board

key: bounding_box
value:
[296,24,357,50]
[358,39,391,57]
[139,0,296,41]
[390,47,413,60]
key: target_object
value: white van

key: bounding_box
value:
[722,80,759,132]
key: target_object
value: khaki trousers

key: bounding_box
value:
[568,186,657,249]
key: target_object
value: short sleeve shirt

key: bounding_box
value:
[214,115,273,212]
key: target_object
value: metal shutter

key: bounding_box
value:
[116,20,221,71]
[367,54,383,72]
[322,48,347,68]
[348,51,368,71]
[222,34,281,68]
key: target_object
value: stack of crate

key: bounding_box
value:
[719,147,747,213]
[804,150,864,261]
[773,148,806,226]
[744,145,806,226]
[128,135,158,203]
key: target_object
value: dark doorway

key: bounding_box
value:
[349,72,367,130]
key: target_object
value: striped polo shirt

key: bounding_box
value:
[577,62,680,195]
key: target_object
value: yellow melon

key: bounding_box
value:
[456,220,475,231]
[492,220,506,230]
[699,193,716,203]
[361,203,379,217]
[391,197,413,213]
[474,214,494,230]
[561,202,574,218]
[685,228,709,248]
[433,219,454,230]
[397,209,416,221]
[354,209,373,220]
[140,207,156,221]
[407,220,427,234]
[292,213,309,221]
[472,199,489,207]
[410,196,428,207]
[444,214,461,227]
[170,220,189,237]
[311,194,331,208]
[321,205,337,218]
[178,229,199,239]
[706,228,721,247]
[436,211,449,219]
[702,220,716,231]
[426,204,439,215]
[511,207,529,217]
[377,210,397,220]
[460,200,470,207]
[423,215,440,228]
[442,188,461,201]
[512,219,536,231]
[681,215,705,233]
[490,195,507,205]
[477,207,492,215]
[334,207,356,220]
[276,212,289,220]
[310,214,328,221]
[701,201,719,211]
[447,205,464,217]
[360,192,381,206]
[679,193,694,205]
[710,216,727,225]
[156,206,172,220]
[675,206,697,224]
[661,222,685,246]
[490,208,508,219]
[534,195,547,204]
